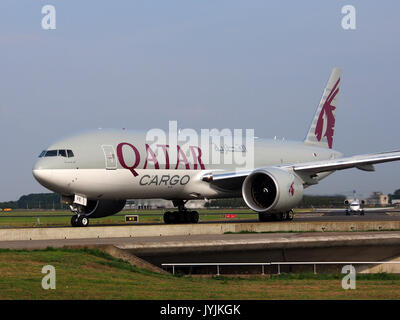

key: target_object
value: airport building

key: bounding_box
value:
[367,192,389,206]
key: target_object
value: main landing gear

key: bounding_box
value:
[163,200,199,224]
[258,210,294,222]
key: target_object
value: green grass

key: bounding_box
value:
[0,209,259,228]
[0,248,400,300]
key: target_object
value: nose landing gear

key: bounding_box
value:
[70,215,89,227]
[69,205,90,227]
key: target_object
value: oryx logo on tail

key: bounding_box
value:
[314,78,340,149]
[304,67,341,149]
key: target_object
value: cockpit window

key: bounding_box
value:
[45,150,58,157]
[58,150,67,157]
[39,149,75,158]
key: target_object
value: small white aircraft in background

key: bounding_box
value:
[344,198,365,215]
[315,197,393,216]
[342,190,393,215]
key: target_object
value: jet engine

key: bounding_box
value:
[242,168,303,213]
[74,199,126,218]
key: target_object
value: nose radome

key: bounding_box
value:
[32,158,54,188]
[33,158,44,171]
[32,168,54,187]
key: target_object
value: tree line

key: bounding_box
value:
[0,193,67,210]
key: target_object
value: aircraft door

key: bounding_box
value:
[102,145,117,169]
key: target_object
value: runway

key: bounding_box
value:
[1,230,400,250]
[1,212,400,274]
[294,210,400,222]
[0,210,399,251]
[1,209,398,229]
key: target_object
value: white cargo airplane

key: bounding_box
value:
[33,68,400,227]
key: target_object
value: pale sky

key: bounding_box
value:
[1,1,400,201]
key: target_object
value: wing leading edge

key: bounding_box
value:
[290,150,400,173]
[203,150,400,186]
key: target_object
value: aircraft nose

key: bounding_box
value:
[32,168,53,187]
[33,158,41,171]
[32,159,54,187]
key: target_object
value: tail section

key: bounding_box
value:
[304,67,341,149]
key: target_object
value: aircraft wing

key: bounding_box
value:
[288,150,400,174]
[362,207,394,212]
[203,150,400,187]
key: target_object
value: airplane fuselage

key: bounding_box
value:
[33,130,341,201]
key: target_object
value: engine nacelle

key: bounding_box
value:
[344,200,349,205]
[77,199,126,218]
[242,168,303,213]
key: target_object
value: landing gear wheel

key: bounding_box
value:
[164,211,172,224]
[164,211,181,224]
[190,211,199,223]
[360,210,365,216]
[258,213,270,222]
[71,215,79,227]
[274,212,285,221]
[345,210,350,216]
[286,210,294,221]
[77,216,89,227]
[164,200,200,224]
[178,211,187,223]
